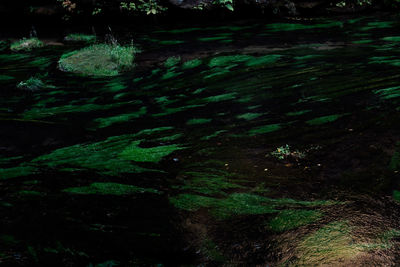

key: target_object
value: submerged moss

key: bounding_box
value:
[170,192,336,219]
[58,44,138,77]
[164,56,181,68]
[63,182,159,195]
[17,77,54,91]
[120,140,184,163]
[64,33,96,43]
[306,114,345,126]
[0,75,15,82]
[32,135,165,175]
[0,165,38,180]
[268,209,323,232]
[182,59,202,69]
[236,112,262,120]
[248,123,281,135]
[201,130,227,140]
[93,107,147,128]
[266,21,343,32]
[374,85,400,100]
[186,118,212,125]
[10,38,44,52]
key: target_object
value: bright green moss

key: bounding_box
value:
[374,86,400,100]
[32,135,161,176]
[63,182,159,195]
[306,114,344,126]
[381,36,400,42]
[93,107,147,128]
[186,118,212,125]
[120,140,184,163]
[182,59,202,69]
[164,56,181,68]
[58,44,138,77]
[0,165,38,180]
[10,38,44,52]
[268,210,323,232]
[248,123,281,135]
[64,33,96,43]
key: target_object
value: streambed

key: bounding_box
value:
[1,15,400,266]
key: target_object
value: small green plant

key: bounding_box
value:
[17,77,45,91]
[58,43,139,77]
[270,144,305,160]
[120,0,167,15]
[10,38,44,52]
[64,33,96,43]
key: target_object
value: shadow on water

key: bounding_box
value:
[1,14,400,266]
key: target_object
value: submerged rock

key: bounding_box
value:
[58,44,139,77]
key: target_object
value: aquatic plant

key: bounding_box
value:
[268,209,323,232]
[58,44,138,76]
[10,38,44,52]
[170,192,336,219]
[64,33,96,43]
[63,182,159,195]
[93,107,147,128]
[17,77,48,91]
[270,144,305,160]
[164,56,181,68]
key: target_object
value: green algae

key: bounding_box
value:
[18,190,45,197]
[0,165,38,180]
[119,141,184,163]
[153,104,205,117]
[244,54,281,67]
[161,70,182,80]
[182,59,202,70]
[374,85,400,100]
[64,33,96,43]
[93,107,147,128]
[17,77,52,91]
[203,92,237,103]
[0,75,15,82]
[170,192,336,219]
[186,118,212,125]
[352,39,373,44]
[58,44,138,77]
[201,130,227,140]
[286,110,312,116]
[361,21,395,31]
[159,40,185,45]
[164,56,181,68]
[10,37,44,52]
[248,123,281,136]
[198,36,228,42]
[268,209,323,232]
[266,21,343,32]
[32,135,161,175]
[63,182,159,195]
[381,36,400,42]
[134,126,174,137]
[23,101,129,120]
[155,133,183,142]
[306,114,345,126]
[296,221,361,265]
[236,112,262,120]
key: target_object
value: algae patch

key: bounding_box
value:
[63,182,159,195]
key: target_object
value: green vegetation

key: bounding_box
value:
[170,192,336,219]
[10,38,44,52]
[120,140,184,163]
[265,21,343,32]
[236,112,262,120]
[17,77,54,91]
[64,33,96,43]
[164,56,181,68]
[31,135,172,175]
[182,59,202,69]
[93,107,147,128]
[248,123,281,135]
[63,182,159,195]
[374,85,400,100]
[306,114,345,126]
[0,165,38,180]
[268,210,323,232]
[270,144,305,160]
[186,118,212,125]
[173,171,243,195]
[58,44,138,77]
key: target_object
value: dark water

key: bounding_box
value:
[1,15,400,266]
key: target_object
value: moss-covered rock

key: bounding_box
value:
[58,44,138,77]
[10,38,44,52]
